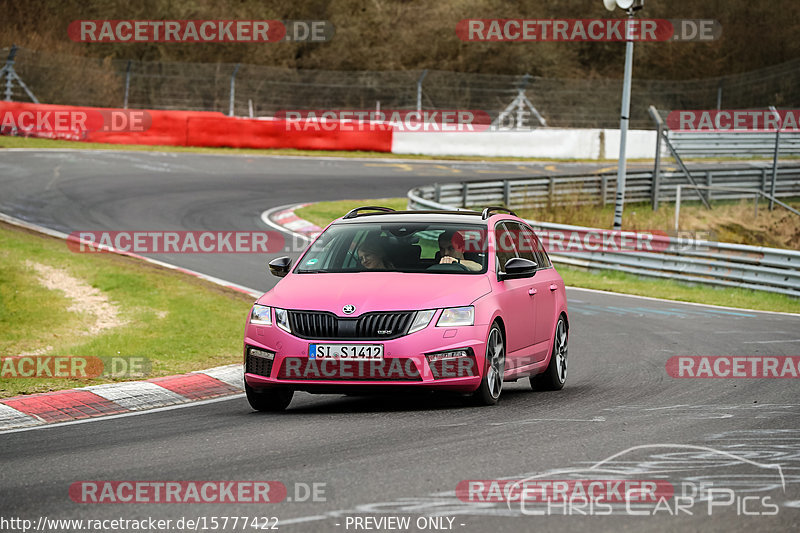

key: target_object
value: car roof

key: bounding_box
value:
[332,208,521,226]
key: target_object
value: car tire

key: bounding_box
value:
[531,316,568,391]
[245,383,293,412]
[470,323,505,406]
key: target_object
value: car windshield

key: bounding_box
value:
[295,221,488,274]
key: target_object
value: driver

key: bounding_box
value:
[438,231,482,271]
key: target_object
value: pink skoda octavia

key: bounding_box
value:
[243,206,569,410]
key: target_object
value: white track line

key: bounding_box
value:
[261,204,315,242]
[0,394,245,435]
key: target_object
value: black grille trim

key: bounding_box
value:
[287,311,416,340]
[245,351,274,378]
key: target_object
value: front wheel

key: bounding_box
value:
[470,323,505,406]
[531,316,568,391]
[245,383,293,412]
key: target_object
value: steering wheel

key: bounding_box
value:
[426,262,470,272]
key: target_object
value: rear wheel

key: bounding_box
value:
[470,323,505,406]
[245,383,293,412]
[531,316,567,391]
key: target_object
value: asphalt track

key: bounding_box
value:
[1,149,799,532]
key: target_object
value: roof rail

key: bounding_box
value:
[342,206,396,219]
[481,206,517,219]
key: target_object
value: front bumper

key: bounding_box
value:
[243,321,487,393]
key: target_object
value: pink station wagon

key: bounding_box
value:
[243,206,569,410]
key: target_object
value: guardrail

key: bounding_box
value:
[419,165,800,211]
[408,187,800,298]
[668,131,800,158]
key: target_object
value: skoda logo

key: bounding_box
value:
[342,304,356,315]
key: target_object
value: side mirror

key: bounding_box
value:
[268,256,292,278]
[499,257,537,280]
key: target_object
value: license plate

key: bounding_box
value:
[309,344,384,361]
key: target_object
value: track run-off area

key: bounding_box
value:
[1,149,799,532]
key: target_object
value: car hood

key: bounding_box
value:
[259,272,492,315]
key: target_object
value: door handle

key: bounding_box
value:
[528,288,537,296]
[549,284,558,291]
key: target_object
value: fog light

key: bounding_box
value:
[426,349,471,362]
[248,346,275,360]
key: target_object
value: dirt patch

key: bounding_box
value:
[25,261,128,337]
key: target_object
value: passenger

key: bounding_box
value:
[438,231,482,271]
[357,237,394,270]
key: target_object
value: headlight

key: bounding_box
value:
[250,304,272,325]
[408,310,436,334]
[274,308,291,333]
[436,306,474,327]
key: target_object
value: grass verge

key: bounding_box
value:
[0,221,254,398]
[295,198,800,314]
[295,198,409,228]
[516,198,800,250]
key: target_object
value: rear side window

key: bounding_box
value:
[511,222,552,269]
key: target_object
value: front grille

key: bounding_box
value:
[246,352,273,377]
[356,312,414,338]
[276,358,422,381]
[289,311,338,338]
[287,311,415,340]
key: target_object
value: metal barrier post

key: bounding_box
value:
[649,106,664,211]
[769,106,781,211]
[123,60,132,109]
[228,64,240,117]
[674,185,682,232]
[416,69,428,113]
[601,175,608,207]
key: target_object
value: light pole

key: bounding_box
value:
[603,0,644,230]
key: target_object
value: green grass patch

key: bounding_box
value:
[295,198,800,314]
[295,198,409,228]
[0,222,255,398]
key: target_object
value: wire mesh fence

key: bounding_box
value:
[3,45,800,129]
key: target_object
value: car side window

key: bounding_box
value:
[507,222,537,264]
[494,222,519,273]
[515,223,552,269]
